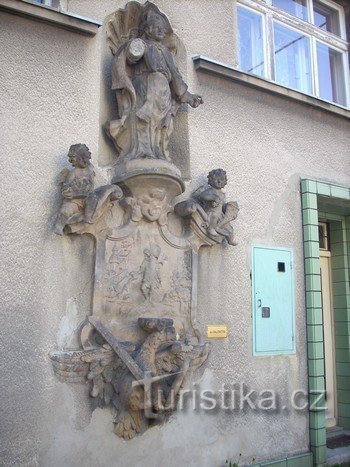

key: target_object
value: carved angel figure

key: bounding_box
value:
[54,144,123,235]
[105,2,203,162]
[175,169,239,246]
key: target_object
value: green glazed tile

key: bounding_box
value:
[303,225,319,242]
[335,321,350,336]
[308,342,324,359]
[317,182,331,196]
[333,282,348,296]
[309,409,325,429]
[333,294,350,309]
[261,461,287,467]
[331,255,347,269]
[306,291,322,308]
[308,359,325,377]
[336,362,350,376]
[304,241,319,259]
[305,274,321,291]
[330,229,345,243]
[306,308,323,326]
[331,268,347,282]
[302,209,318,225]
[335,348,350,362]
[305,257,321,275]
[301,180,317,193]
[338,403,350,417]
[287,454,312,467]
[337,390,350,404]
[312,445,327,464]
[338,416,350,429]
[335,335,350,349]
[334,308,350,321]
[337,376,350,390]
[310,428,326,446]
[309,393,326,412]
[307,325,324,342]
[331,186,350,199]
[302,192,318,209]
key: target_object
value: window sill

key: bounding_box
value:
[193,55,350,121]
[0,0,102,35]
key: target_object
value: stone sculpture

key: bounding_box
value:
[54,144,122,235]
[104,1,203,162]
[50,2,239,440]
[175,168,239,246]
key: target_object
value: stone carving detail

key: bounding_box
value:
[54,144,122,235]
[175,169,239,246]
[50,2,238,440]
[104,1,203,163]
[121,187,172,224]
[51,316,209,440]
[105,237,134,302]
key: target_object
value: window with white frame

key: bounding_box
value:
[32,0,60,7]
[237,0,349,107]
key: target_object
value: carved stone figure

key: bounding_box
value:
[120,187,172,224]
[54,144,122,235]
[51,316,209,440]
[49,2,239,441]
[175,169,239,246]
[105,2,203,162]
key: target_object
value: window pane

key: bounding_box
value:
[317,42,346,106]
[272,0,308,21]
[313,1,340,36]
[237,6,265,77]
[274,23,312,94]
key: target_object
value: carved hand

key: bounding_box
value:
[61,185,74,199]
[181,91,203,108]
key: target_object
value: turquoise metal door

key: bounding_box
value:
[252,246,295,355]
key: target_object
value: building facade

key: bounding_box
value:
[0,0,349,466]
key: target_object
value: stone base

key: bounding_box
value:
[112,158,185,193]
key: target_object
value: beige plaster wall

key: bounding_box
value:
[0,1,349,466]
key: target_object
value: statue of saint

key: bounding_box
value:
[105,8,203,162]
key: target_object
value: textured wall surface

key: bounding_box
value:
[0,1,349,466]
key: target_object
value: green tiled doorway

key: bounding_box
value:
[301,180,350,466]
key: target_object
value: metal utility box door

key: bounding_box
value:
[252,246,295,355]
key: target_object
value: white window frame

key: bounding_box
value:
[273,18,315,95]
[237,3,269,78]
[237,0,350,108]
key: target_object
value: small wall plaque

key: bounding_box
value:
[206,325,228,339]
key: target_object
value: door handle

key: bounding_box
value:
[257,299,262,308]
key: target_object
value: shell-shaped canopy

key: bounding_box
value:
[106,1,179,55]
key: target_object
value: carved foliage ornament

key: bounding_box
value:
[50,2,239,440]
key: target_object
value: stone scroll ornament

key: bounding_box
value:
[50,2,239,440]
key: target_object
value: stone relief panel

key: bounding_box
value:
[50,1,239,440]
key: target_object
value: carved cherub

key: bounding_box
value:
[175,169,239,246]
[54,144,123,235]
